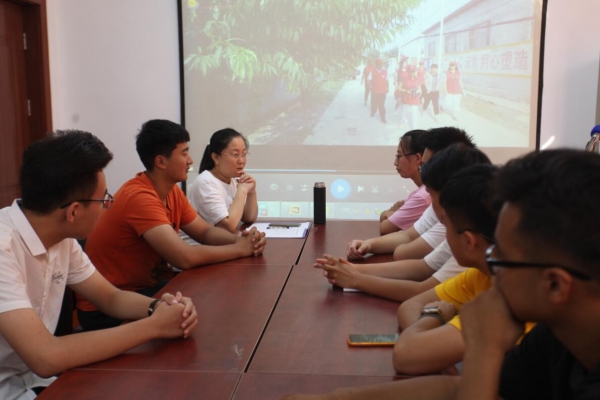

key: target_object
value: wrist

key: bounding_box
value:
[148,299,162,317]
[419,306,446,326]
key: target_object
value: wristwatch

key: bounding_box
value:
[419,306,445,325]
[148,299,162,317]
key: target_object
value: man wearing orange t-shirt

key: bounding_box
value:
[77,120,267,331]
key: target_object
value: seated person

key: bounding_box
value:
[315,144,492,302]
[188,128,257,233]
[393,162,533,376]
[458,149,600,400]
[379,129,431,235]
[77,120,266,331]
[282,148,600,400]
[0,131,198,399]
[347,126,475,262]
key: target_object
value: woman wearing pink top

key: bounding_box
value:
[379,129,431,235]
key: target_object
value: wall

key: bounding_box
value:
[539,0,600,148]
[46,0,600,191]
[46,0,180,192]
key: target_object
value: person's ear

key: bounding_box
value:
[211,152,219,166]
[65,203,79,224]
[155,155,167,170]
[462,230,478,251]
[413,153,423,164]
[542,269,573,305]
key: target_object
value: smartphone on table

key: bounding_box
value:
[347,333,399,347]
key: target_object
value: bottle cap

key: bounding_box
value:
[314,182,325,188]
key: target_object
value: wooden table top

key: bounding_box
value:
[45,221,407,397]
[232,373,406,400]
[38,370,241,400]
[247,261,400,376]
[80,263,292,372]
[299,221,394,265]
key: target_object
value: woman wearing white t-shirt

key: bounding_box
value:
[189,128,258,232]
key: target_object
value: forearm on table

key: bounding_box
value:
[353,275,434,303]
[200,225,237,246]
[357,259,433,281]
[367,231,412,254]
[393,321,465,375]
[98,289,156,321]
[177,243,245,269]
[326,375,459,400]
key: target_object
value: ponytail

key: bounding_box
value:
[199,144,214,173]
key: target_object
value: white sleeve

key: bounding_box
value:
[0,249,32,314]
[188,174,230,226]
[424,240,452,271]
[420,222,446,248]
[412,206,438,236]
[432,257,468,283]
[67,239,96,285]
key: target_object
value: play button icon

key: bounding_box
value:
[330,179,351,199]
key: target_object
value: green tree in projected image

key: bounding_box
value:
[184,0,422,94]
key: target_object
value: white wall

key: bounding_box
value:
[539,0,600,149]
[46,0,180,192]
[46,0,600,190]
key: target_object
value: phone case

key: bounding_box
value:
[347,334,398,347]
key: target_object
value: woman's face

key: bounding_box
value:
[213,137,247,179]
[394,142,420,179]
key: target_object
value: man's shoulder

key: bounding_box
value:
[117,174,161,202]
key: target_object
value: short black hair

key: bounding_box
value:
[199,128,249,173]
[136,119,190,171]
[421,127,475,152]
[421,144,491,192]
[20,130,113,214]
[440,164,500,242]
[399,129,428,156]
[495,149,600,275]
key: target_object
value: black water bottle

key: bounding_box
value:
[314,182,326,224]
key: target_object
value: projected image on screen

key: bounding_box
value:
[181,0,544,220]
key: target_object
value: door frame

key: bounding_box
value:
[8,0,52,136]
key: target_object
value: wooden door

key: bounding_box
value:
[0,0,29,207]
[0,0,51,208]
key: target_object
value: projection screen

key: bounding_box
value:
[180,0,546,220]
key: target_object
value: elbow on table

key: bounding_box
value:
[29,347,67,378]
[171,253,196,270]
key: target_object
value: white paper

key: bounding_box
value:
[247,222,311,238]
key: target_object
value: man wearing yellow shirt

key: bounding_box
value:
[392,160,527,375]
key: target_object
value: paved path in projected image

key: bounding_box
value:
[304,78,529,148]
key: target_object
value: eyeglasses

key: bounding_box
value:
[395,153,415,161]
[60,192,114,210]
[457,228,495,244]
[485,244,591,280]
[222,152,249,160]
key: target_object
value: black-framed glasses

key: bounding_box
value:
[457,228,495,244]
[485,244,591,280]
[60,192,114,210]
[395,153,416,161]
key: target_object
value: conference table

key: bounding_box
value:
[39,221,404,400]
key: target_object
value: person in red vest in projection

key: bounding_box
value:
[369,58,389,124]
[444,61,463,121]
